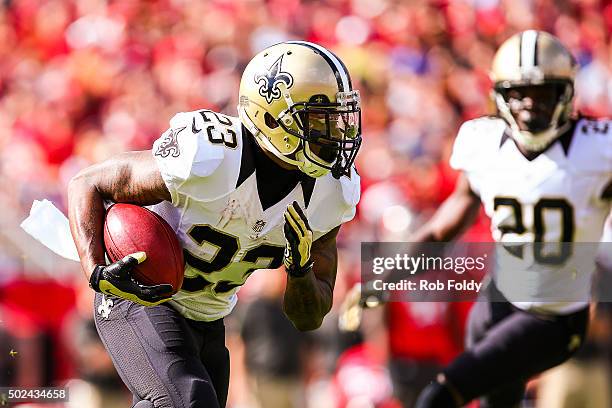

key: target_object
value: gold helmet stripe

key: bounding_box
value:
[286,40,350,92]
[520,30,538,70]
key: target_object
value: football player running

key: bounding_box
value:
[68,41,361,408]
[414,31,611,407]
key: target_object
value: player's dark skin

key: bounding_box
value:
[68,150,339,332]
[506,85,560,133]
[503,84,567,159]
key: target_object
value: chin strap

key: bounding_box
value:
[237,105,262,138]
[514,120,571,152]
[294,150,329,178]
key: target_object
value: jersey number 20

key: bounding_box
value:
[493,197,574,264]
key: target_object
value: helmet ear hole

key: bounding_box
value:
[264,112,279,129]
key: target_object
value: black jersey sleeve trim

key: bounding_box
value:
[236,125,256,189]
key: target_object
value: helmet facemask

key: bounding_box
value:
[494,81,574,152]
[276,90,362,179]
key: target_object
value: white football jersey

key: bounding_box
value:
[150,110,360,321]
[451,117,611,314]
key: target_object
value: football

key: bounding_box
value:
[103,203,184,294]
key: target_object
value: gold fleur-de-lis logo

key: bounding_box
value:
[254,55,294,104]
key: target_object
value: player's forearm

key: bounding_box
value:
[410,206,476,243]
[68,152,171,279]
[68,171,107,279]
[411,195,480,242]
[284,271,333,331]
[283,243,336,331]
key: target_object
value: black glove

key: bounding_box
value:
[89,252,173,306]
[283,201,314,278]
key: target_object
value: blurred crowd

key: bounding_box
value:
[0,0,611,407]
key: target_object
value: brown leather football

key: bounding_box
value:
[103,203,184,294]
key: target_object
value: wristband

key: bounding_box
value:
[286,260,314,278]
[89,265,104,292]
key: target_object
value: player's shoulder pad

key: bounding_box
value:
[571,117,612,172]
[152,110,243,204]
[449,116,507,172]
[306,166,361,233]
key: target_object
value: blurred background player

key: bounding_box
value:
[414,30,612,408]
